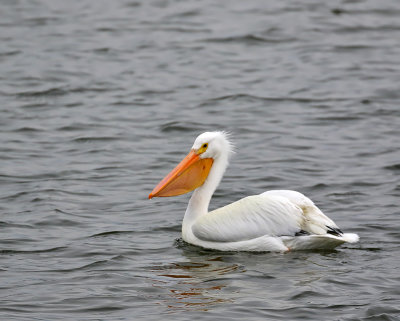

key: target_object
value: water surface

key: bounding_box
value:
[1,0,399,320]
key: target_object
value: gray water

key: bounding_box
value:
[1,0,399,320]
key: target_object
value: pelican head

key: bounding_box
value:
[191,131,233,160]
[149,131,232,199]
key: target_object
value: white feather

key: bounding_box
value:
[192,194,303,242]
[165,132,360,252]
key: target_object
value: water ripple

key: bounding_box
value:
[0,0,399,320]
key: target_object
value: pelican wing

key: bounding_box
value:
[262,190,342,235]
[191,194,305,242]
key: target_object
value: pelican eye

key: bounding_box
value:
[198,143,208,154]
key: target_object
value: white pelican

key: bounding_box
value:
[149,131,359,252]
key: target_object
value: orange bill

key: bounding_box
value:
[149,150,213,199]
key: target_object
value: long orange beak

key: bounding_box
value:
[149,150,213,199]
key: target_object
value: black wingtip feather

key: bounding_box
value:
[326,226,343,236]
[295,230,310,236]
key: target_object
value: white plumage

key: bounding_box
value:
[150,131,359,252]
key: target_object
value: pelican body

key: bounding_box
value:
[149,131,359,252]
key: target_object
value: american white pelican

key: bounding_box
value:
[149,131,359,252]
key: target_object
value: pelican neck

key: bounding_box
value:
[182,153,228,226]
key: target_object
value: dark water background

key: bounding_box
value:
[1,0,400,320]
